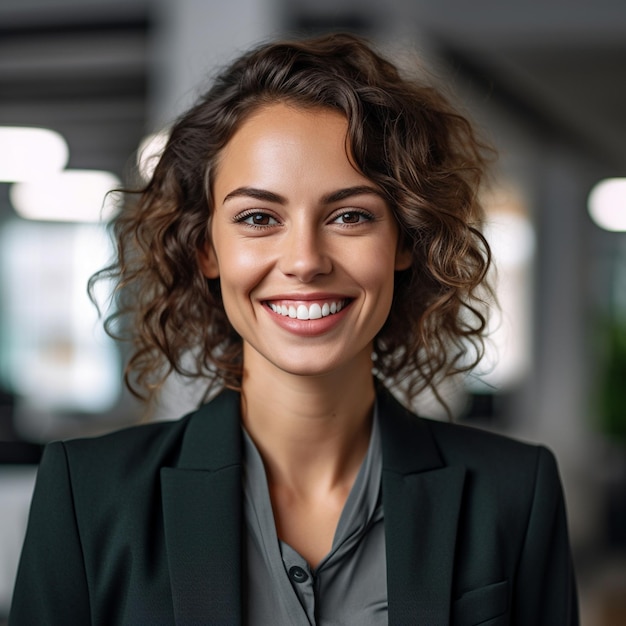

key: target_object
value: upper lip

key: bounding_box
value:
[261,292,352,302]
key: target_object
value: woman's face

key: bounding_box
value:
[199,103,411,380]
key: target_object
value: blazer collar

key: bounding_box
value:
[378,387,466,626]
[160,387,465,626]
[161,389,244,625]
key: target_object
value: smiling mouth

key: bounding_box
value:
[267,299,349,320]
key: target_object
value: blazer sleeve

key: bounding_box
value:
[9,442,92,625]
[513,446,579,625]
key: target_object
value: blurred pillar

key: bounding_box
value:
[529,143,603,547]
[533,146,589,448]
[149,0,281,129]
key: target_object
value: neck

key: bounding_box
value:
[240,353,376,494]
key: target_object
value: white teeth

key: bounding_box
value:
[269,300,345,320]
[309,303,322,319]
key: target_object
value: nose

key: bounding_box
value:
[278,223,332,282]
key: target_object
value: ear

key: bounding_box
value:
[394,241,412,271]
[197,241,220,279]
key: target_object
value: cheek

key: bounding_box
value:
[222,250,258,280]
[213,241,272,321]
[364,239,400,283]
[355,250,399,312]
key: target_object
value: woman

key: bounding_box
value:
[10,33,578,625]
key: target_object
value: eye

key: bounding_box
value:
[332,210,373,225]
[236,211,279,227]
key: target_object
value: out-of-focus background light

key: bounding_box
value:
[9,169,121,222]
[0,127,69,183]
[0,220,121,416]
[137,130,169,182]
[468,186,535,392]
[484,212,536,269]
[588,178,626,232]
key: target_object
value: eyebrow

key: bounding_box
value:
[222,185,384,205]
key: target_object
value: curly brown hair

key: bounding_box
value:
[92,32,493,410]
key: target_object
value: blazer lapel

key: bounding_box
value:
[160,386,465,624]
[161,390,244,625]
[378,389,466,626]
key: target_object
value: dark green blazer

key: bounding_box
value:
[10,388,578,625]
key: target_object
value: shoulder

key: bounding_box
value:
[426,417,554,473]
[38,416,193,496]
[39,388,242,490]
[379,386,556,481]
[419,418,566,543]
[67,414,191,465]
[379,387,562,508]
[431,417,561,489]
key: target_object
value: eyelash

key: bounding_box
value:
[233,211,279,229]
[331,210,375,225]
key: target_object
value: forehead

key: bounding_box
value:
[213,103,369,198]
[223,102,349,155]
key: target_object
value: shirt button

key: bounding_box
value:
[288,565,309,583]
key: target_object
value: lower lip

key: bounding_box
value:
[264,302,352,336]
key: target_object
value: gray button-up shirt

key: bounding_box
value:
[242,410,387,625]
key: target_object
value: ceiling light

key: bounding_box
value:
[10,170,121,223]
[588,178,626,232]
[0,126,69,182]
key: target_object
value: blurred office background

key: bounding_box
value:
[0,0,625,622]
